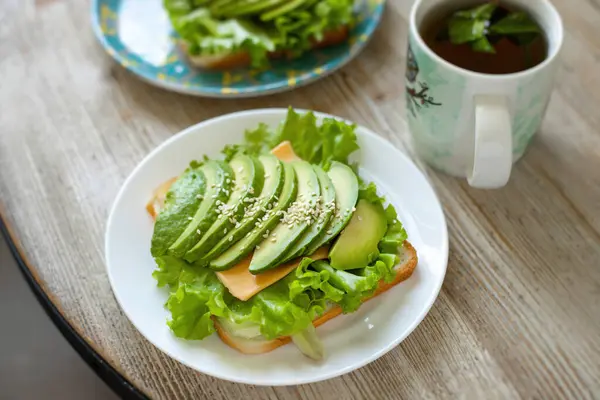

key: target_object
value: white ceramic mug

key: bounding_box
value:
[405,0,564,188]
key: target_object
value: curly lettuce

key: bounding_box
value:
[291,253,398,313]
[154,257,327,340]
[237,107,359,169]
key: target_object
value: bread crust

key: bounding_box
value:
[215,241,418,354]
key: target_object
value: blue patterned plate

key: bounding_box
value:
[91,0,385,98]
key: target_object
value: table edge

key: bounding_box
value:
[0,214,148,400]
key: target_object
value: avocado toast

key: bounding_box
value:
[163,0,356,69]
[149,108,417,359]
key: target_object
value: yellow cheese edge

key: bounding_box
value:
[271,140,301,162]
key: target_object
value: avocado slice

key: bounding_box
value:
[329,199,387,270]
[184,154,264,262]
[305,161,359,255]
[216,0,287,17]
[168,160,233,257]
[201,155,284,262]
[150,167,206,257]
[249,161,320,274]
[260,0,305,21]
[281,165,335,262]
[209,162,297,271]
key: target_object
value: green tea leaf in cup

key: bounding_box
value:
[490,12,540,35]
[472,36,496,53]
[453,3,497,21]
[448,18,487,44]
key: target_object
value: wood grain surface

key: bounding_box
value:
[1,0,599,398]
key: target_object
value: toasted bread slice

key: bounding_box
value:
[214,240,418,355]
[181,26,350,70]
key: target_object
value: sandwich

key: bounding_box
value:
[163,0,356,69]
[148,108,417,359]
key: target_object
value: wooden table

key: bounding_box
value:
[1,0,599,398]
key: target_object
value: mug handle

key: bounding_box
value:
[468,95,513,189]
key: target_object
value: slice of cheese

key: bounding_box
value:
[270,140,301,162]
[146,177,177,218]
[216,246,329,301]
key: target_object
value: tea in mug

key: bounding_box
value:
[421,1,547,74]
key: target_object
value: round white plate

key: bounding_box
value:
[105,109,448,386]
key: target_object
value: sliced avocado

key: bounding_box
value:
[184,155,264,262]
[329,199,387,270]
[202,155,284,262]
[168,160,233,257]
[150,167,206,257]
[260,0,305,21]
[305,161,359,255]
[249,161,320,274]
[281,165,335,262]
[209,162,297,271]
[217,0,287,17]
[209,0,236,13]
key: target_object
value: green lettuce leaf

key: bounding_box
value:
[270,0,355,55]
[165,264,229,340]
[290,257,345,302]
[226,273,325,340]
[154,256,327,340]
[241,108,359,169]
[164,2,275,67]
[153,255,187,288]
[302,253,397,313]
[379,205,408,254]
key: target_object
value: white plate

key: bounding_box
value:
[105,109,448,386]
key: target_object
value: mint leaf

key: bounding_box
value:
[472,36,496,53]
[448,18,487,44]
[490,12,541,35]
[454,3,497,20]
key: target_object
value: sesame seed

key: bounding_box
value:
[351,207,356,212]
[229,236,233,242]
[271,238,276,242]
[358,216,363,221]
[226,178,231,184]
[187,216,193,220]
[211,183,216,188]
[196,229,202,235]
[223,228,228,234]
[196,194,203,200]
